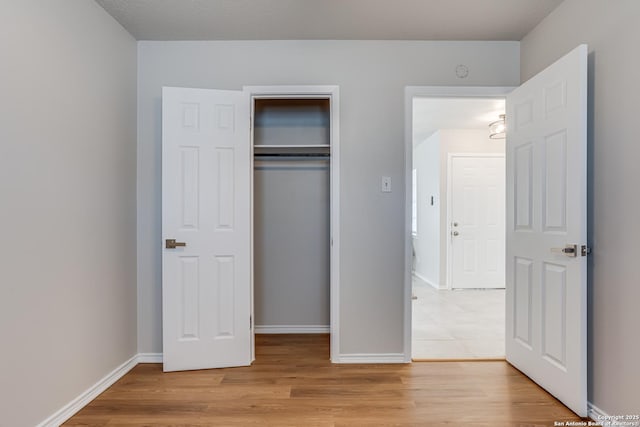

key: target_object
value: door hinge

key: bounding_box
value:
[250,315,252,329]
[581,245,592,257]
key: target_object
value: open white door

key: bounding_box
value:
[162,87,251,372]
[506,45,588,416]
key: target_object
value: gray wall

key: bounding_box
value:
[137,40,520,355]
[521,0,640,415]
[0,2,137,426]
[254,160,330,327]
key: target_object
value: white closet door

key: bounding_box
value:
[162,87,251,372]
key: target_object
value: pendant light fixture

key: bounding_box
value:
[489,114,506,139]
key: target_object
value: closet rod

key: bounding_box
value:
[254,153,330,158]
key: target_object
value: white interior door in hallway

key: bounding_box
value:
[449,154,506,289]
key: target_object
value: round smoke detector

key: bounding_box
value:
[455,64,469,79]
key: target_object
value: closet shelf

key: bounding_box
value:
[254,144,330,148]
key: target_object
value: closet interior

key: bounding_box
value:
[253,98,331,337]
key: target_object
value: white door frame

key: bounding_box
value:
[446,152,506,290]
[244,85,340,363]
[403,86,514,361]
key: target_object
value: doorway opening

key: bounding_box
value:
[406,91,510,360]
[248,87,340,362]
[405,47,589,416]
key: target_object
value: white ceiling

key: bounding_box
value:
[413,97,505,145]
[95,0,563,41]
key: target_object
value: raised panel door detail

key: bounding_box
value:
[216,148,234,230]
[179,257,200,341]
[181,147,199,230]
[214,256,235,338]
[486,185,499,226]
[486,240,499,272]
[462,185,478,226]
[181,103,200,131]
[515,144,534,231]
[545,82,567,117]
[514,257,533,349]
[515,99,533,130]
[463,239,477,272]
[543,131,568,233]
[216,104,235,132]
[542,262,567,370]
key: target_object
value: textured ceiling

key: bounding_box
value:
[413,98,506,145]
[95,0,563,41]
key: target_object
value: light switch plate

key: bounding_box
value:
[381,176,392,192]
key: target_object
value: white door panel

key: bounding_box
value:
[162,87,251,372]
[506,45,588,416]
[450,156,506,289]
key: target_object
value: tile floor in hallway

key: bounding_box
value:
[412,275,505,359]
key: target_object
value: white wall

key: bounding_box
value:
[137,40,520,355]
[438,129,505,288]
[0,2,137,426]
[413,132,441,287]
[521,0,640,415]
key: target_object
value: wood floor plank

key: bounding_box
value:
[64,334,586,426]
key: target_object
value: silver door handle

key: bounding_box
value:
[452,231,459,236]
[551,244,577,257]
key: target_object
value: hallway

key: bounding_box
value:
[413,276,505,360]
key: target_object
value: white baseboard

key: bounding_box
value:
[255,325,330,334]
[36,354,139,427]
[413,272,442,290]
[588,402,609,422]
[336,353,406,364]
[137,352,163,363]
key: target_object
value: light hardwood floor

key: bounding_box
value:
[64,334,585,426]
